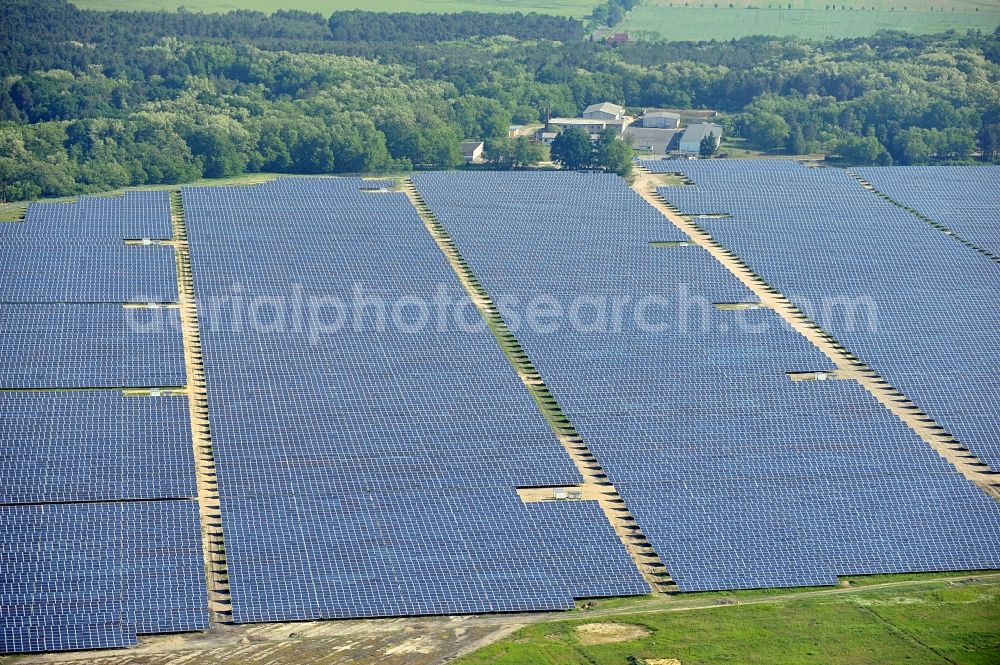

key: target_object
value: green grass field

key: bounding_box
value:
[621,0,1000,40]
[70,0,600,17]
[456,575,1000,665]
[69,0,1000,38]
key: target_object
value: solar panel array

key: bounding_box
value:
[20,191,173,240]
[855,165,1000,257]
[0,190,186,389]
[0,239,177,303]
[1,501,206,653]
[0,191,206,654]
[0,304,185,389]
[183,177,648,624]
[414,170,1000,592]
[0,392,196,503]
[1,191,176,303]
[6,168,998,651]
[527,501,650,599]
[645,159,1000,471]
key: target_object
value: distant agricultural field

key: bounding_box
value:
[620,0,1000,40]
[69,0,1000,38]
[70,0,599,17]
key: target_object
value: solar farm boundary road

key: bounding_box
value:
[846,170,1000,265]
[169,189,233,623]
[631,165,1000,499]
[402,177,674,593]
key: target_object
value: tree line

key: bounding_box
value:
[1,0,998,201]
[328,11,583,43]
[550,128,635,175]
[590,0,640,27]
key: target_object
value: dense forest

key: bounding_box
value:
[1,0,999,201]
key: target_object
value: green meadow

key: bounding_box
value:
[620,0,1000,40]
[70,0,599,17]
[457,575,1000,665]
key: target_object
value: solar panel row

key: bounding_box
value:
[0,191,206,654]
[413,169,1000,592]
[20,191,173,240]
[527,500,650,599]
[183,177,648,624]
[0,501,207,653]
[856,165,1000,259]
[0,239,178,304]
[1,191,176,304]
[644,159,1000,471]
[0,304,185,389]
[0,392,195,504]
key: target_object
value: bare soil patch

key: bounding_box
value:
[573,622,651,645]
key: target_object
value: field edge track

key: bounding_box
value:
[170,190,233,622]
